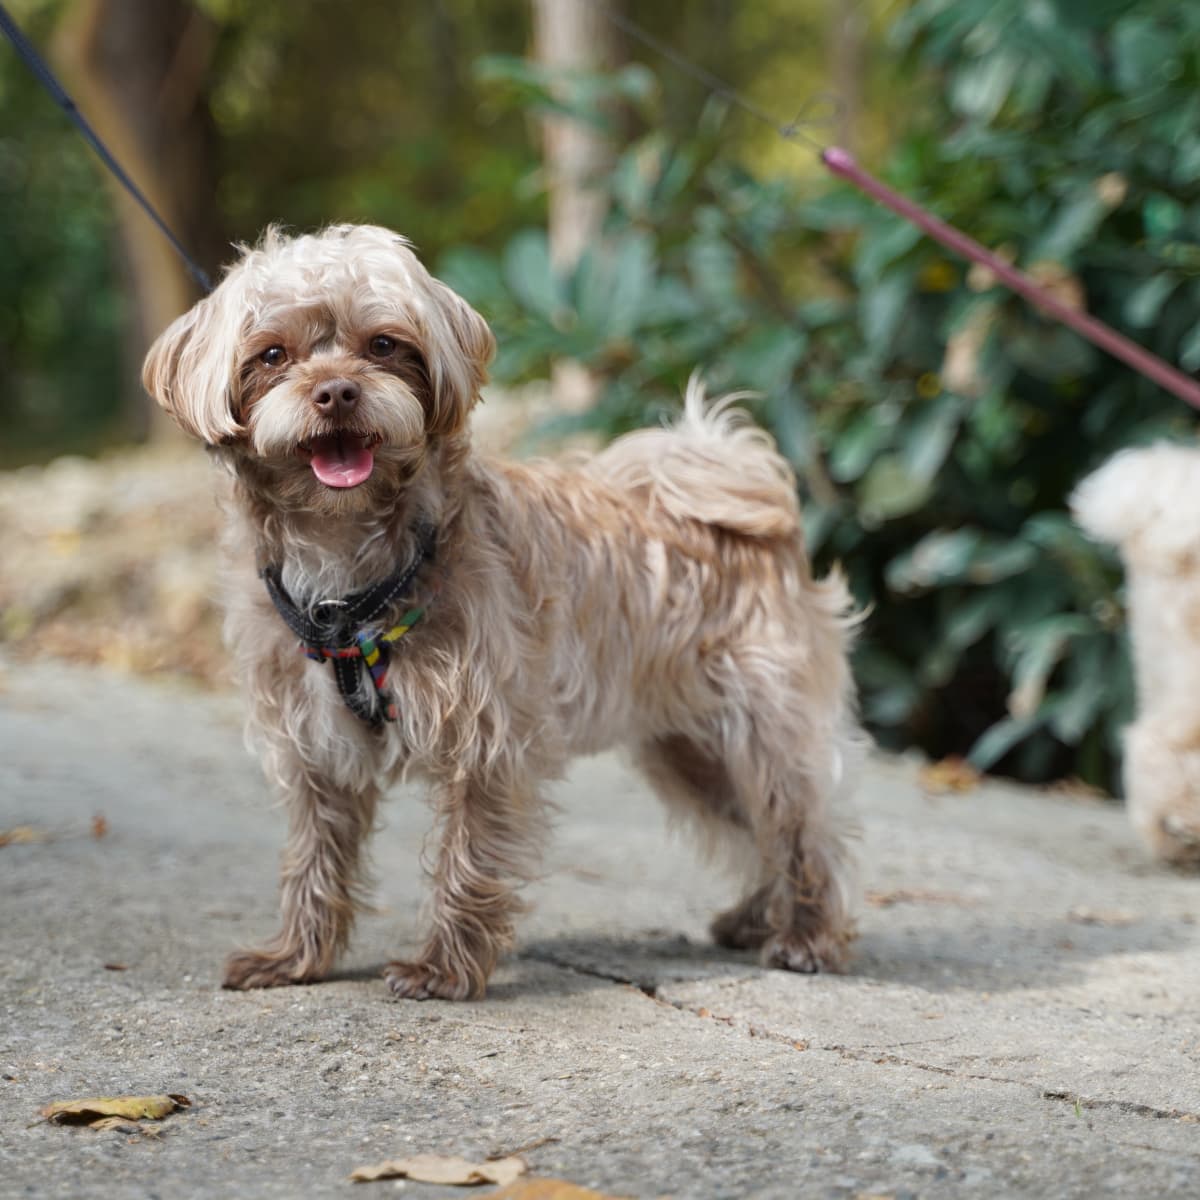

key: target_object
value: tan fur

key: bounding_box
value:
[143,224,865,999]
[1073,445,1200,866]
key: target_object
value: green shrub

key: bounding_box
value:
[445,0,1200,790]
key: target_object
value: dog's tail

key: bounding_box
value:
[1072,443,1200,563]
[589,375,801,539]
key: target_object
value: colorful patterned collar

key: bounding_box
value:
[260,523,438,727]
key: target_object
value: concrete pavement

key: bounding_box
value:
[2,656,1199,1198]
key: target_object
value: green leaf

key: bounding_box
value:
[968,714,1043,771]
[1112,17,1177,95]
[1124,274,1178,329]
[900,393,963,483]
[503,231,562,323]
[437,247,507,312]
[860,273,912,359]
[856,219,923,283]
[951,51,1020,122]
[858,455,932,523]
[886,529,981,594]
[1030,188,1108,263]
[965,540,1038,584]
[573,232,654,342]
[1005,614,1093,719]
[687,235,739,314]
[829,405,896,483]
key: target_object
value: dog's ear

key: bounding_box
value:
[422,279,496,438]
[142,291,245,445]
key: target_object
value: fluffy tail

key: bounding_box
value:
[589,376,801,538]
[1072,443,1200,563]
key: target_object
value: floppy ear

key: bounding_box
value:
[142,291,245,444]
[422,279,496,438]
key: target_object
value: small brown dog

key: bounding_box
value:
[143,224,863,999]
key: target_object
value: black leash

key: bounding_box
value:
[0,3,213,293]
[261,524,438,727]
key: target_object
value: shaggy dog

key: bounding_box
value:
[142,224,863,999]
[1073,444,1200,866]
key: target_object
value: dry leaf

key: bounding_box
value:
[91,814,109,839]
[865,888,972,908]
[0,826,48,847]
[1066,907,1139,927]
[918,756,981,794]
[103,963,129,972]
[40,1093,190,1126]
[488,1183,634,1200]
[350,1153,526,1186]
[91,1116,162,1136]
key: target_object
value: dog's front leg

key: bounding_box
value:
[224,762,379,990]
[385,773,540,1001]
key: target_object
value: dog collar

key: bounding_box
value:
[260,523,437,727]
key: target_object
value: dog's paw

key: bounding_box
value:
[383,959,477,1001]
[222,948,322,990]
[761,930,848,975]
[710,905,770,951]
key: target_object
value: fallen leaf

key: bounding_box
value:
[488,1183,634,1200]
[1066,907,1139,927]
[865,888,972,908]
[0,826,48,847]
[91,1116,162,1136]
[40,1094,190,1126]
[350,1153,526,1186]
[91,814,109,839]
[918,756,981,794]
[489,1136,559,1159]
[103,963,129,972]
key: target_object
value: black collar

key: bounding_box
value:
[261,522,438,726]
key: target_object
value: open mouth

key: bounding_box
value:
[299,432,380,489]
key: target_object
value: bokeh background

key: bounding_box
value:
[2,0,1198,792]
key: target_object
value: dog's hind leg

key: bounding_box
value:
[638,690,858,974]
[634,733,770,947]
[721,675,859,974]
[385,771,544,1001]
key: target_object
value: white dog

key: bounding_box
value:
[1073,444,1200,865]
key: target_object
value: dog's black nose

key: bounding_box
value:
[311,378,361,417]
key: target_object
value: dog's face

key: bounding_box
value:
[143,225,494,511]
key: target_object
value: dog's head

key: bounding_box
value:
[143,224,494,510]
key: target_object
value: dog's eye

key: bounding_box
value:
[368,335,397,358]
[260,346,287,368]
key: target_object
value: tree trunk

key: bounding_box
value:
[530,0,618,413]
[53,0,220,440]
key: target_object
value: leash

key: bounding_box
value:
[261,524,438,727]
[0,3,212,293]
[591,2,1200,412]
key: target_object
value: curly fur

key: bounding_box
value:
[142,224,865,999]
[1073,444,1200,866]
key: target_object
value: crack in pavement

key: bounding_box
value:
[520,949,1200,1126]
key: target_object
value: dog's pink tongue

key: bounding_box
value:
[308,434,374,488]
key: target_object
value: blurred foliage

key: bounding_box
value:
[0,1,125,462]
[0,0,877,464]
[442,0,1200,788]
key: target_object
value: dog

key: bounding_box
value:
[1073,443,1200,866]
[142,224,863,999]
